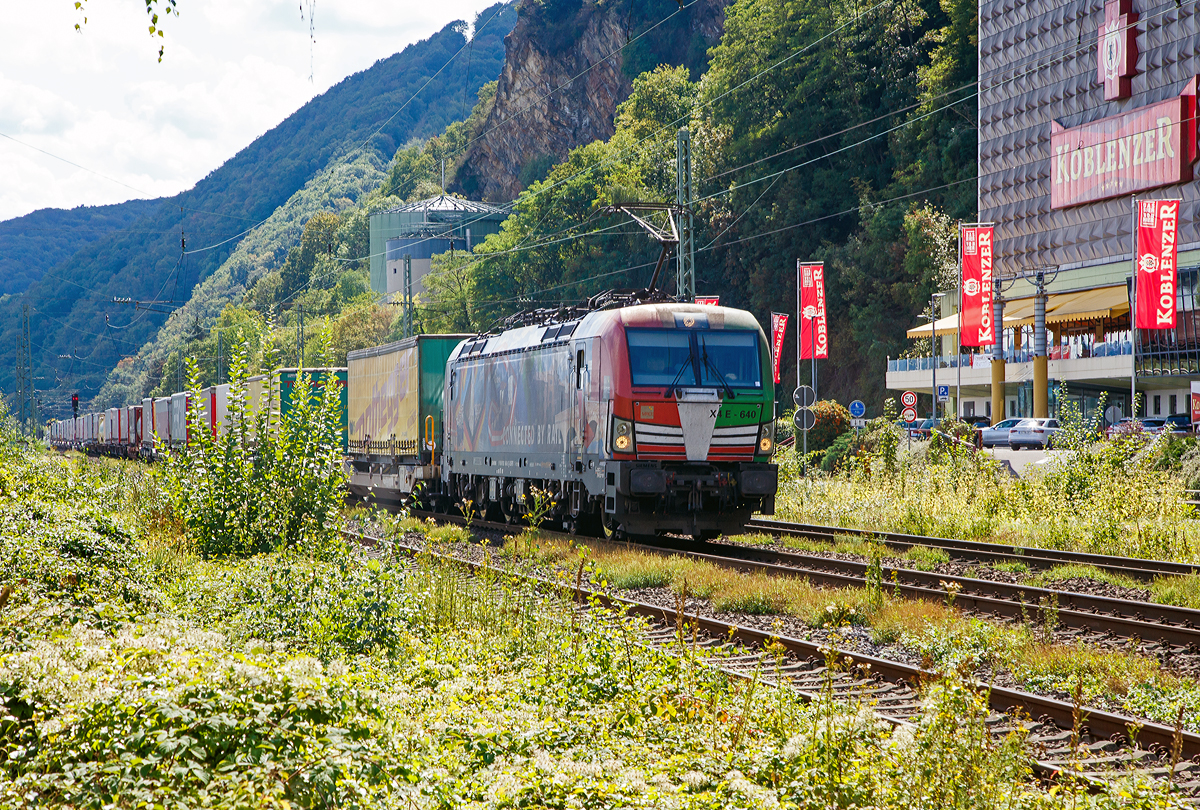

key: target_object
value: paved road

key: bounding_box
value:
[983,445,1048,477]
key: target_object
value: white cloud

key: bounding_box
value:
[0,0,501,221]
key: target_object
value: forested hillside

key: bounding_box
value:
[0,200,160,297]
[22,0,976,415]
[4,3,516,417]
[422,0,977,404]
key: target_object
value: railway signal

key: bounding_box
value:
[792,384,817,476]
[72,393,79,418]
[793,408,816,431]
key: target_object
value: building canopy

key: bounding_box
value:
[905,285,1129,338]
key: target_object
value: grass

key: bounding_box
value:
[1029,564,1146,592]
[3,441,1196,806]
[489,528,1200,736]
[1151,573,1200,610]
[774,434,1200,562]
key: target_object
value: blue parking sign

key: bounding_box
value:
[937,385,949,402]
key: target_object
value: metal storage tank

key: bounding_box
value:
[368,195,507,296]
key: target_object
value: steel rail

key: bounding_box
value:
[748,517,1200,582]
[640,535,1200,649]
[383,515,1200,763]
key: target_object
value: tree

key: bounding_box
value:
[73,0,180,62]
[278,212,342,304]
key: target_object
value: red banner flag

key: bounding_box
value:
[799,262,828,359]
[960,225,996,346]
[770,312,788,383]
[1135,199,1181,329]
[695,296,720,306]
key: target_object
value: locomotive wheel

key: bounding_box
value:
[499,496,521,525]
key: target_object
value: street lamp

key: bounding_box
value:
[930,292,947,422]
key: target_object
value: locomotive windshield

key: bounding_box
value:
[628,329,695,386]
[697,331,762,389]
[627,328,761,389]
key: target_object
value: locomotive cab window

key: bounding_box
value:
[627,328,761,389]
[627,329,696,387]
[697,331,762,388]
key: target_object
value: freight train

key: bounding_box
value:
[49,301,778,540]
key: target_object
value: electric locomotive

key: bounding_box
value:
[441,299,777,539]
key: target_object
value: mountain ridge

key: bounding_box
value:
[4,4,516,417]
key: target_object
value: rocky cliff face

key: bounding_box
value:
[455,0,729,203]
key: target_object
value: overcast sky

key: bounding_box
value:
[0,0,499,222]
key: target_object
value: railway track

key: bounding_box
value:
[363,516,1200,795]
[748,517,1200,582]
[636,534,1200,652]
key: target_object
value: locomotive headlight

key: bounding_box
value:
[757,421,774,454]
[612,417,634,452]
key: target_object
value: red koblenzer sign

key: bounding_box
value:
[799,263,828,359]
[960,225,995,346]
[1050,84,1198,209]
[1135,198,1181,330]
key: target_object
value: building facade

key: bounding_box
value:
[887,0,1200,423]
[369,195,508,297]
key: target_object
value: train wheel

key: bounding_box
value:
[499,496,521,525]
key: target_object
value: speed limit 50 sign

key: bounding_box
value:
[901,391,917,408]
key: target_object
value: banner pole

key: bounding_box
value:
[795,259,800,396]
[1131,198,1137,419]
[957,220,962,419]
[811,315,817,402]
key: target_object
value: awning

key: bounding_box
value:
[905,285,1129,338]
[905,314,959,338]
[1006,284,1129,327]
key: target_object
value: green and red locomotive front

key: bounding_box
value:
[441,302,777,539]
[597,303,776,538]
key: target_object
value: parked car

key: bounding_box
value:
[964,416,992,428]
[1008,418,1060,449]
[1139,417,1168,435]
[979,418,1022,447]
[910,418,938,440]
[1164,414,1193,435]
[1105,417,1141,439]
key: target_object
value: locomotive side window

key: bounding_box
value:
[697,331,762,389]
[627,329,696,387]
[576,349,585,389]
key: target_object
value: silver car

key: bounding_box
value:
[980,418,1022,447]
[1008,418,1060,450]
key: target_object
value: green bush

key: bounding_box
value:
[807,400,851,454]
[820,431,856,472]
[163,324,346,558]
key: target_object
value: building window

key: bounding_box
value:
[986,400,991,418]
[1009,400,1016,417]
[1154,395,1162,415]
[1171,394,1178,415]
[1140,266,1200,376]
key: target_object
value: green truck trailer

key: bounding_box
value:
[345,334,469,505]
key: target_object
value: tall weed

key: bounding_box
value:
[162,322,346,558]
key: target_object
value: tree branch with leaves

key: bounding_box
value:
[73,0,179,62]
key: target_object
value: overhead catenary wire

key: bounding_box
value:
[28,0,1185,382]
